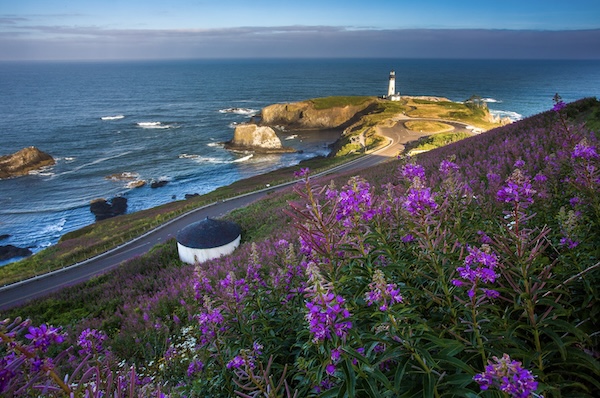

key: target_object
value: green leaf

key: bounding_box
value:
[341,359,356,398]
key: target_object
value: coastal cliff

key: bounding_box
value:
[260,97,378,130]
[0,146,55,179]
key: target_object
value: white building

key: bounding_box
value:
[386,70,402,101]
[176,217,241,264]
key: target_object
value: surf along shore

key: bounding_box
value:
[0,95,502,287]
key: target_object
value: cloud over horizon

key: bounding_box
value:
[1,22,599,61]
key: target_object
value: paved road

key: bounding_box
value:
[0,117,471,310]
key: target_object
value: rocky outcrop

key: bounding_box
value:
[0,147,55,179]
[0,245,32,261]
[225,124,295,153]
[260,99,377,130]
[90,197,128,221]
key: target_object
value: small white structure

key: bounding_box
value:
[386,70,402,101]
[176,217,241,264]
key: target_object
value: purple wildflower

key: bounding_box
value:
[24,324,64,352]
[365,270,403,311]
[453,245,499,300]
[552,100,566,112]
[305,291,352,343]
[294,167,310,179]
[403,187,438,215]
[226,355,247,370]
[497,169,536,209]
[325,363,336,375]
[401,163,426,182]
[572,142,599,160]
[474,353,538,398]
[77,328,108,356]
[187,360,204,377]
[439,159,460,175]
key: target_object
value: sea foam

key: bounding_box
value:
[101,115,125,120]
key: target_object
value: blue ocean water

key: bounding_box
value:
[1,58,599,265]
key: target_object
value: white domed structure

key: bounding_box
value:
[176,217,241,264]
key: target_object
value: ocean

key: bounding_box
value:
[1,58,600,265]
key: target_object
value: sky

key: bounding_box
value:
[1,0,599,61]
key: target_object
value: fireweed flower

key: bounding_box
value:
[327,177,377,227]
[187,360,204,377]
[401,163,426,183]
[402,187,438,216]
[24,324,64,352]
[572,141,599,160]
[497,169,536,209]
[474,353,538,398]
[77,328,108,356]
[365,269,403,311]
[452,245,499,299]
[305,291,352,343]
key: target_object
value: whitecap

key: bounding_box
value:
[137,121,174,129]
[206,142,224,148]
[219,107,258,115]
[482,98,502,103]
[179,153,200,159]
[233,154,253,163]
[284,134,298,140]
[101,115,125,120]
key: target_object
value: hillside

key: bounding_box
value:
[2,98,599,397]
[259,95,506,156]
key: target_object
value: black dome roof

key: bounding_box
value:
[176,217,241,249]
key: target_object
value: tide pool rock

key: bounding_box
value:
[0,147,55,179]
[90,197,128,221]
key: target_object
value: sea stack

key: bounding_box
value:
[0,146,55,179]
[225,123,295,153]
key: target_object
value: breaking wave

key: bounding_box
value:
[101,115,125,120]
[490,109,523,122]
[482,98,502,103]
[137,121,176,129]
[219,107,258,115]
[179,153,253,164]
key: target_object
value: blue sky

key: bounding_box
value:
[1,0,599,60]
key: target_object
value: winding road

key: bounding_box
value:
[0,118,472,310]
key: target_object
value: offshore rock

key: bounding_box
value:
[0,146,55,179]
[225,124,295,153]
[90,197,128,221]
[0,245,32,261]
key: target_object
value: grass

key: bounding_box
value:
[405,131,474,154]
[309,96,374,110]
[404,120,454,133]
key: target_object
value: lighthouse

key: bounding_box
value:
[388,70,396,97]
[386,70,401,101]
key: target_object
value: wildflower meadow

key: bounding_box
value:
[1,97,599,397]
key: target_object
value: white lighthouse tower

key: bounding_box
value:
[387,70,396,97]
[386,70,401,101]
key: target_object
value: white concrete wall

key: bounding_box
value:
[177,235,241,264]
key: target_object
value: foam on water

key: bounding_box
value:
[137,121,176,129]
[490,109,523,122]
[219,107,258,115]
[101,115,125,120]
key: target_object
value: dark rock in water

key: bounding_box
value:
[90,196,128,221]
[185,193,200,199]
[0,234,9,241]
[150,180,169,188]
[0,245,32,261]
[0,146,55,179]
